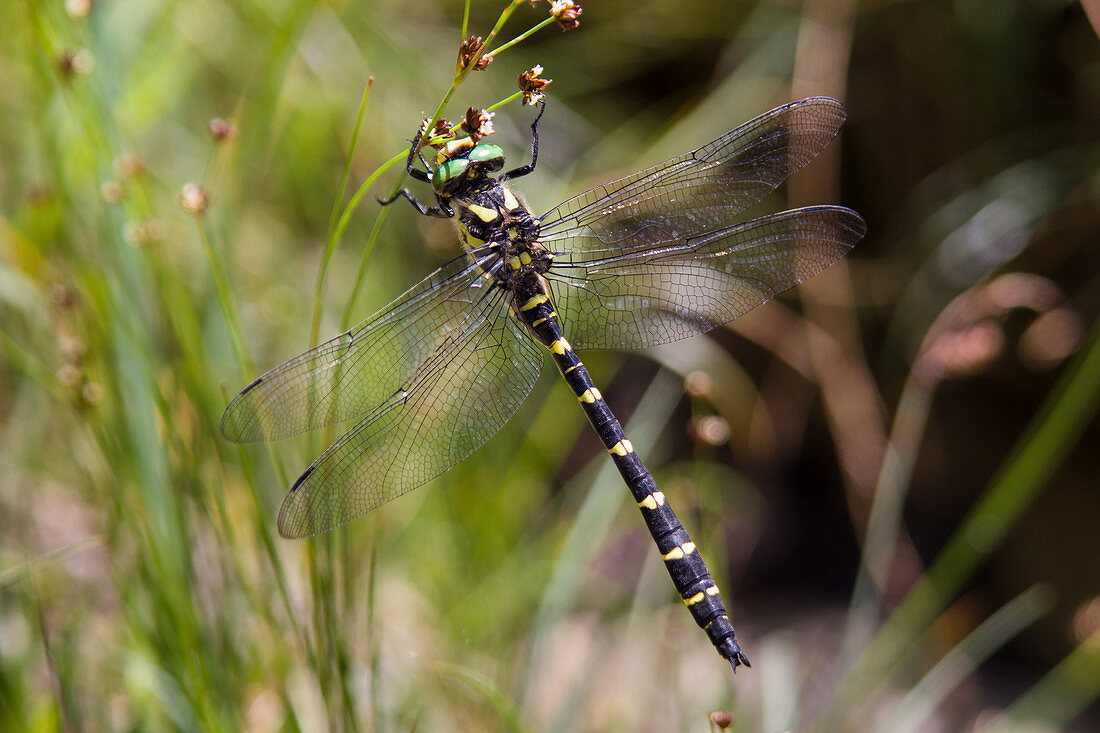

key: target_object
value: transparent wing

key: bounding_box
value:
[221,249,497,444]
[545,206,866,350]
[277,298,543,538]
[537,97,848,249]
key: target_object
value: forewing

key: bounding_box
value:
[538,97,847,248]
[276,299,544,538]
[221,250,495,444]
[546,206,866,350]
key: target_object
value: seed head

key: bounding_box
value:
[115,153,145,179]
[458,36,492,71]
[179,183,209,214]
[122,219,166,247]
[100,180,124,204]
[549,1,582,30]
[50,284,76,310]
[209,117,237,141]
[56,48,94,78]
[709,711,734,729]
[418,117,453,150]
[462,108,495,142]
[519,65,552,106]
[65,0,93,18]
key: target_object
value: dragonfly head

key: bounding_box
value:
[432,138,506,196]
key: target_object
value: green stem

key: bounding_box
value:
[828,315,1100,723]
[309,78,374,349]
[487,91,525,113]
[994,626,1100,730]
[195,218,253,377]
[332,152,406,328]
[485,16,557,57]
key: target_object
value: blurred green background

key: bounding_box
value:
[2,0,1099,730]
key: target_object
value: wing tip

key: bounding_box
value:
[277,465,332,540]
[220,404,245,443]
[220,377,267,443]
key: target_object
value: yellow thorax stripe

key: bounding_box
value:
[468,203,498,222]
[502,187,520,211]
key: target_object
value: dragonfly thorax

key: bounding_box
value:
[452,180,547,278]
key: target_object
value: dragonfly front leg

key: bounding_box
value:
[378,189,454,218]
[503,99,546,181]
[401,125,434,183]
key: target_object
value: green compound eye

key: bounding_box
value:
[467,143,505,172]
[432,158,469,194]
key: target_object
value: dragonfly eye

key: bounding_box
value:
[467,143,505,172]
[432,158,470,194]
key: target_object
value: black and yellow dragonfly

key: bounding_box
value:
[221,97,866,672]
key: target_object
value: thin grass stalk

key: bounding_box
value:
[433,661,533,733]
[523,368,684,715]
[367,513,382,731]
[839,369,934,667]
[309,78,374,349]
[300,78,375,729]
[827,315,1100,723]
[883,584,1054,733]
[989,626,1100,731]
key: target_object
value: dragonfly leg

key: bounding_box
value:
[378,189,454,218]
[401,126,433,183]
[503,99,546,181]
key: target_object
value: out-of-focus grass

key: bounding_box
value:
[1,1,1098,731]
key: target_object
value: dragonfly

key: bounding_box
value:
[221,97,866,672]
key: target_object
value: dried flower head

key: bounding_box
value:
[432,118,452,139]
[709,711,734,730]
[458,36,492,71]
[81,381,103,406]
[518,65,552,106]
[115,153,145,179]
[58,335,86,363]
[56,48,94,78]
[418,117,453,150]
[462,108,495,142]
[549,0,582,30]
[57,363,82,388]
[122,219,166,247]
[209,117,237,141]
[179,183,209,214]
[100,180,124,204]
[65,0,93,19]
[50,284,76,310]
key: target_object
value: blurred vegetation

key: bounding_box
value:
[2,0,1099,731]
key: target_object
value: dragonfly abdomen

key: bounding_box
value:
[515,285,750,671]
